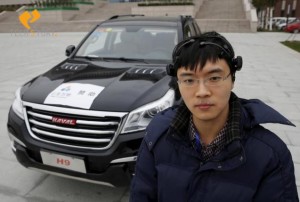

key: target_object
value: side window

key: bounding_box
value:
[84,32,107,55]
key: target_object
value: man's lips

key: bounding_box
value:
[195,103,213,109]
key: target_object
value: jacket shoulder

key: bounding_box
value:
[144,106,177,151]
[246,126,290,162]
[246,126,298,200]
[240,98,294,127]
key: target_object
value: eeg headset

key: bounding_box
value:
[166,32,243,77]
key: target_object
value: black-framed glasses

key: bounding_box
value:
[177,72,231,88]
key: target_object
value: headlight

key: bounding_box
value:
[12,87,24,119]
[121,89,175,134]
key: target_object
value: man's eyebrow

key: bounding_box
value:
[207,68,224,74]
[178,72,195,77]
[178,68,224,77]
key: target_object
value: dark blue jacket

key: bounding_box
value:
[130,98,299,202]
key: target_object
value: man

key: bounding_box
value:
[130,31,298,201]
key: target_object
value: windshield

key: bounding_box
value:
[75,25,178,61]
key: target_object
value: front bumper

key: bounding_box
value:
[7,108,144,187]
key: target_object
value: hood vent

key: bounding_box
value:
[60,63,88,71]
[122,68,166,82]
[65,68,127,82]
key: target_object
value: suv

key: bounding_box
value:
[7,15,201,186]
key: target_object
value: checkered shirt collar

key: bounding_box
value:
[170,92,241,152]
[189,116,228,160]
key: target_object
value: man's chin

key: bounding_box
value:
[193,113,216,122]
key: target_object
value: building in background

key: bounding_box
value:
[273,0,300,18]
[0,0,33,12]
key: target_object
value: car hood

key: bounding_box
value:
[21,59,172,112]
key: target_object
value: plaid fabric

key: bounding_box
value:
[170,103,190,135]
[189,117,228,161]
[170,93,241,161]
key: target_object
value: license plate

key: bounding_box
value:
[40,150,86,173]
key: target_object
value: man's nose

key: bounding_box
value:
[195,80,211,97]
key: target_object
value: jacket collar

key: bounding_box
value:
[144,93,295,152]
[166,133,246,172]
[199,139,246,172]
[240,98,295,129]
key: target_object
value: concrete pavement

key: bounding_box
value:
[226,32,300,192]
[0,31,300,201]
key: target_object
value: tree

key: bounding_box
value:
[253,0,277,29]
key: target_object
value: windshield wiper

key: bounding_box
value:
[103,57,149,64]
[75,56,149,64]
[74,56,110,61]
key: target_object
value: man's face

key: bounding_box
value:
[177,59,234,123]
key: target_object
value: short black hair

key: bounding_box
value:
[173,31,239,81]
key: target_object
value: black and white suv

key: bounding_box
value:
[7,15,201,186]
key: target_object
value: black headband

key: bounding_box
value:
[167,34,242,77]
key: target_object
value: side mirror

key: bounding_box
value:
[65,45,75,57]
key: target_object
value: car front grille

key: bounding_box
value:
[23,102,127,150]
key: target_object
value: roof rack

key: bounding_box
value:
[179,15,192,24]
[108,14,145,20]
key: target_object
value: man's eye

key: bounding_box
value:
[209,76,222,82]
[183,79,196,84]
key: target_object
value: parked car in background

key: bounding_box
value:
[275,17,297,30]
[7,15,201,187]
[271,17,286,26]
[275,17,296,26]
[284,20,300,33]
[266,17,286,27]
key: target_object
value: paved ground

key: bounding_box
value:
[0,31,300,201]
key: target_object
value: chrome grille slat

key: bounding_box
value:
[29,119,115,134]
[27,111,51,120]
[23,102,127,150]
[27,111,119,126]
[77,120,118,126]
[32,128,111,143]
